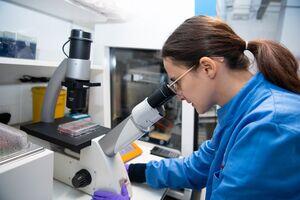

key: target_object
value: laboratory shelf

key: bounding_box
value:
[0,57,103,70]
[4,0,123,28]
[0,57,59,68]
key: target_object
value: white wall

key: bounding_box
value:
[223,0,300,58]
[93,0,195,127]
[0,82,46,124]
[280,0,300,58]
[94,0,195,65]
[226,11,281,41]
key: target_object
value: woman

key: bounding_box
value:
[93,16,300,200]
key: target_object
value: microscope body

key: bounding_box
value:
[41,29,99,123]
[39,29,130,196]
[53,135,131,196]
[37,29,175,196]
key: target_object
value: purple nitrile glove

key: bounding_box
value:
[125,164,129,174]
[92,183,130,200]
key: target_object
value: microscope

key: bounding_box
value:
[21,29,175,197]
[41,29,100,122]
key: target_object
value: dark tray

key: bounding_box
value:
[20,117,110,153]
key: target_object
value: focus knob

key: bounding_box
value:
[72,169,92,188]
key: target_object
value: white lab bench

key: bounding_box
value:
[52,140,166,200]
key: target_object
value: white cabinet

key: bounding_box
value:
[0,58,104,125]
[0,57,102,70]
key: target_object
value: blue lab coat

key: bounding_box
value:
[145,73,300,199]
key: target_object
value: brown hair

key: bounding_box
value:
[162,15,300,93]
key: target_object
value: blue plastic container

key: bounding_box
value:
[15,34,36,59]
[0,31,3,57]
[0,31,37,59]
[0,31,17,58]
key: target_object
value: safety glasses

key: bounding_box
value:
[167,65,195,93]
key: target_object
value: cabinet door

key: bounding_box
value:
[109,47,183,151]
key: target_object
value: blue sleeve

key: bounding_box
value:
[211,122,300,199]
[145,139,215,189]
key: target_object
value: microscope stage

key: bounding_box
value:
[20,117,110,153]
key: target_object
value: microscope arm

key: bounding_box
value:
[99,84,175,157]
[99,99,163,156]
[41,59,68,123]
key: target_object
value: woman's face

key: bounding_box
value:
[163,57,216,114]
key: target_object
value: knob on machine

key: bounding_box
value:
[72,169,92,188]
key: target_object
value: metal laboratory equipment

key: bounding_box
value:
[20,30,176,196]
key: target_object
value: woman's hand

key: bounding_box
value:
[92,183,129,200]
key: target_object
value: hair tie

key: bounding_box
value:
[245,41,248,50]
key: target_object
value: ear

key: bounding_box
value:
[198,57,217,79]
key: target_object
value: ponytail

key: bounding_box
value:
[247,40,300,93]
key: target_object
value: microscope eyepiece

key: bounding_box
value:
[69,29,92,60]
[70,29,92,41]
[147,84,176,108]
